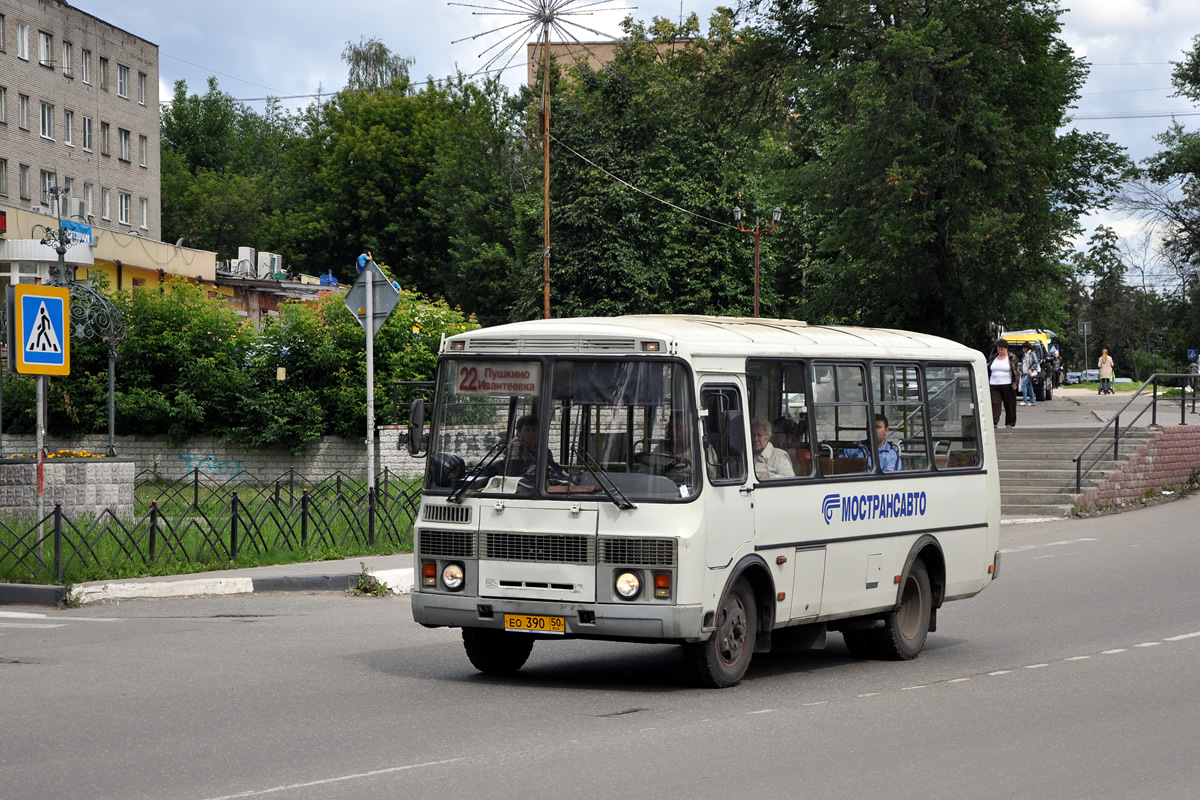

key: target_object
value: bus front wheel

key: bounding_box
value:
[687,578,757,688]
[462,628,535,675]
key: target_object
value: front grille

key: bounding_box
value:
[419,529,476,558]
[600,537,677,567]
[482,532,594,564]
[422,504,471,524]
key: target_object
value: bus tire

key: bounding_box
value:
[875,560,932,660]
[462,628,534,675]
[687,578,757,688]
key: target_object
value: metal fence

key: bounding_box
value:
[0,467,422,586]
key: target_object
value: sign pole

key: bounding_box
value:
[36,375,45,562]
[365,265,375,492]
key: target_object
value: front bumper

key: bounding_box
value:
[412,591,706,642]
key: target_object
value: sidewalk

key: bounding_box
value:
[1004,385,1199,429]
[1,553,414,607]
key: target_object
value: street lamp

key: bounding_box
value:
[733,205,782,318]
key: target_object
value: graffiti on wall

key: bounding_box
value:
[178,451,246,477]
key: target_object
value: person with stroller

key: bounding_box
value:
[1098,348,1115,394]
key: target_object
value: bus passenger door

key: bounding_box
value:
[700,383,753,568]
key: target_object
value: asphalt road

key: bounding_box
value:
[3,495,1198,800]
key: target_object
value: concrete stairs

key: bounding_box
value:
[996,426,1156,518]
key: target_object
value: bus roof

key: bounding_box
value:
[444,315,979,361]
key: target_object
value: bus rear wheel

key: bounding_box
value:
[687,578,757,688]
[875,560,932,660]
[462,628,535,675]
[841,561,931,660]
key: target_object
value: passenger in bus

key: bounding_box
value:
[751,419,795,480]
[873,414,902,472]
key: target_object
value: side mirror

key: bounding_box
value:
[407,397,428,457]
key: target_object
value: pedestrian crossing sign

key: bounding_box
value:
[12,285,71,375]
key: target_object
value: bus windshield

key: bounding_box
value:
[426,358,698,502]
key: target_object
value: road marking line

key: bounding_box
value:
[198,757,473,800]
[901,685,927,691]
[1165,632,1200,641]
[0,622,66,629]
[1065,656,1090,661]
[1135,642,1161,648]
[1102,649,1126,654]
[803,701,828,707]
[948,678,971,683]
[748,709,775,715]
[999,538,1097,554]
[1025,663,1049,669]
[857,693,880,697]
[989,670,1011,676]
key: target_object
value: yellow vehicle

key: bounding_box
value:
[999,329,1058,401]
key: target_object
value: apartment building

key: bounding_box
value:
[0,0,161,290]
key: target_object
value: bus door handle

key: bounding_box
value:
[739,486,754,495]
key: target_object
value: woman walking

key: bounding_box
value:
[1098,348,1115,394]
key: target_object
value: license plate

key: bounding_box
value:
[503,614,565,634]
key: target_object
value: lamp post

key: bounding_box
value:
[733,205,782,318]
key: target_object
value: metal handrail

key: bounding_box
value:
[1072,372,1198,493]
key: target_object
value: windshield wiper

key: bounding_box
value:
[448,440,506,504]
[573,445,636,510]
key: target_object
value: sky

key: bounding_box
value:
[89,0,1200,285]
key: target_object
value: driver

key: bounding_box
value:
[652,415,697,487]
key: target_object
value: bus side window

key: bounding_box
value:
[926,363,981,469]
[701,385,748,484]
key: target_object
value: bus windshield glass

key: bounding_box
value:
[426,358,698,502]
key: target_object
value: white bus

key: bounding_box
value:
[408,316,1000,687]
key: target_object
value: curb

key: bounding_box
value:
[0,567,415,607]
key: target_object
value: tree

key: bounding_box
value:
[343,37,414,92]
[763,0,1128,348]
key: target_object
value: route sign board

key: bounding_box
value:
[344,260,400,337]
[12,285,71,375]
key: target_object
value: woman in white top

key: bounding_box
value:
[987,339,1019,427]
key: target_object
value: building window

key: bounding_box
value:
[100,121,110,155]
[118,192,131,224]
[62,41,73,76]
[19,164,30,199]
[82,116,92,151]
[63,176,73,199]
[0,86,6,123]
[17,22,28,60]
[117,64,129,98]
[99,57,109,90]
[38,31,52,67]
[40,170,57,205]
[81,49,91,83]
[137,72,146,104]
[118,128,130,161]
[40,101,54,139]
[139,197,148,229]
[83,182,93,216]
[63,109,73,145]
[0,159,6,197]
[101,187,110,220]
[0,14,5,53]
[138,135,148,166]
[18,94,28,129]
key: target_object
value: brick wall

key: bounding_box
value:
[2,428,427,482]
[1081,426,1200,509]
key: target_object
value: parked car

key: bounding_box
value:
[1081,369,1099,382]
[1065,371,1082,385]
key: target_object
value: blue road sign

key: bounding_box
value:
[1189,349,1198,363]
[14,285,71,375]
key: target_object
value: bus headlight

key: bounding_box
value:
[441,563,465,591]
[615,571,641,599]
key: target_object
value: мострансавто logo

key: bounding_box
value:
[822,491,927,525]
